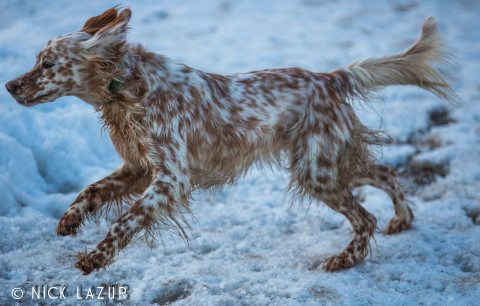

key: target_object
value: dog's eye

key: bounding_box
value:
[42,61,55,69]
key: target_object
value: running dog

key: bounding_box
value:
[5,7,458,274]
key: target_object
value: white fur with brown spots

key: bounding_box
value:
[5,7,458,274]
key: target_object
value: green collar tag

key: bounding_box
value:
[104,62,126,105]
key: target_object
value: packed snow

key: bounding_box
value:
[1,0,479,304]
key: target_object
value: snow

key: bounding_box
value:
[1,0,480,304]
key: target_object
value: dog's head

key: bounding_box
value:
[5,7,131,107]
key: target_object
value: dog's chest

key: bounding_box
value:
[107,118,150,168]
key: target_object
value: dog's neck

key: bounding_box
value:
[103,62,126,105]
[78,43,225,126]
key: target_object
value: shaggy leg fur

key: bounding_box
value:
[288,96,379,271]
[350,165,414,234]
[76,153,191,274]
[320,190,377,271]
[76,203,144,274]
[57,165,149,236]
[75,192,189,275]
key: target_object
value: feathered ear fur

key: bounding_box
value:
[76,7,132,105]
[80,7,131,57]
[81,7,120,36]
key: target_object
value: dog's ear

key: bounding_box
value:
[81,7,131,56]
[81,7,116,35]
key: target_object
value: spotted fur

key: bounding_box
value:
[5,8,458,274]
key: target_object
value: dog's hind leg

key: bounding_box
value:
[319,189,377,271]
[290,159,377,271]
[288,95,377,271]
[350,165,414,234]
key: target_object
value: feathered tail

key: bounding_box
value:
[331,17,460,103]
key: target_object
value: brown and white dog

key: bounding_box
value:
[5,7,458,274]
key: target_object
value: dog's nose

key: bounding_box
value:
[5,80,18,95]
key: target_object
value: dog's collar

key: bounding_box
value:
[104,62,126,105]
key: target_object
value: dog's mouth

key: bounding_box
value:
[14,93,51,107]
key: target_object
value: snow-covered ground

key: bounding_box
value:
[1,0,479,304]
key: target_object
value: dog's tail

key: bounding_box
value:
[331,17,460,103]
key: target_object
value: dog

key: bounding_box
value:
[5,7,458,274]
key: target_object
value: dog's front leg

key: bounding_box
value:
[57,164,149,236]
[75,139,191,274]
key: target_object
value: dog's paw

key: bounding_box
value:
[385,207,414,234]
[56,212,82,236]
[384,217,412,234]
[75,251,106,275]
[322,252,357,271]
